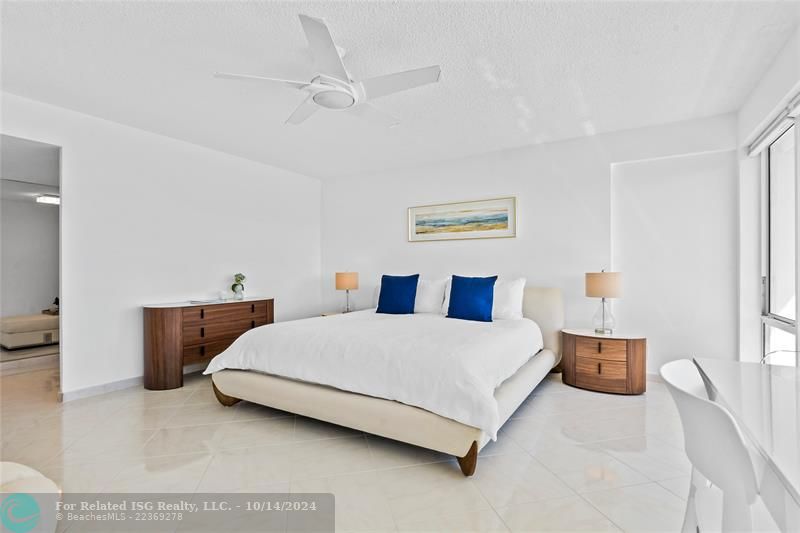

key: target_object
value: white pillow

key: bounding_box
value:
[414,279,447,313]
[441,278,452,315]
[441,276,526,319]
[493,278,526,320]
[373,278,447,313]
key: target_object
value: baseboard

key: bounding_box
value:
[59,366,206,402]
[59,375,143,402]
[646,371,664,383]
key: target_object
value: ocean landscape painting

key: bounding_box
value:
[408,197,516,242]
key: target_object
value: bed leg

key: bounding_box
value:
[457,441,478,476]
[212,381,241,406]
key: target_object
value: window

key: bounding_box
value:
[762,124,797,364]
[768,127,796,320]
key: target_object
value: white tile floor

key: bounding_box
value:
[1,369,691,532]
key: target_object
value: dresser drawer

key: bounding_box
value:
[182,317,266,346]
[575,356,627,393]
[183,338,236,366]
[183,301,268,325]
[575,336,627,361]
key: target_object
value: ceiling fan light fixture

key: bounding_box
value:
[312,90,355,110]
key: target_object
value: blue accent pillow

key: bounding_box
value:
[377,274,420,314]
[447,275,498,322]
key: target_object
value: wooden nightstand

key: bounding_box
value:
[561,329,646,395]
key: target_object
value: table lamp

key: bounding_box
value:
[335,272,359,313]
[585,271,622,334]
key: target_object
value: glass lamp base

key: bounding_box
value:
[592,299,616,334]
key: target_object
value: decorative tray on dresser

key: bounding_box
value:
[561,328,646,395]
[144,297,273,390]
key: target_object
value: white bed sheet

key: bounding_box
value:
[204,310,544,438]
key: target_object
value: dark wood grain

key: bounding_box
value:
[266,299,274,324]
[144,299,273,390]
[183,301,268,325]
[182,316,267,346]
[561,331,576,386]
[575,356,627,393]
[456,440,478,476]
[575,336,627,361]
[182,337,239,366]
[144,307,184,390]
[626,338,647,394]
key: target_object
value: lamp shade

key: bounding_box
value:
[585,272,622,298]
[335,272,359,291]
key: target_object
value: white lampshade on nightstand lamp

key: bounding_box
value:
[585,271,622,334]
[335,272,359,313]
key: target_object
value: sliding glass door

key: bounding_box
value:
[762,125,797,364]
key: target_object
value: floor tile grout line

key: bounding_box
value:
[576,490,628,532]
[475,429,585,532]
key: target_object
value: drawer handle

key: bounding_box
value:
[200,346,206,356]
[200,327,205,338]
[251,320,255,329]
[598,362,602,374]
[251,304,255,313]
[598,342,602,353]
[200,309,205,319]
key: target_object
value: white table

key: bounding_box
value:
[693,357,800,531]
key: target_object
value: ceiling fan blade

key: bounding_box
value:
[214,72,308,90]
[348,103,400,128]
[285,96,319,125]
[361,65,441,100]
[298,14,350,82]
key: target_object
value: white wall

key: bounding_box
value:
[1,198,59,316]
[611,151,739,370]
[321,115,739,373]
[738,156,763,362]
[1,93,322,396]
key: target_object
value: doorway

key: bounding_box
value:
[0,135,61,375]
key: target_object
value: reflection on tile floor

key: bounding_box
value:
[1,369,691,532]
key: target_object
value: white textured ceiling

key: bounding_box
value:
[2,2,799,179]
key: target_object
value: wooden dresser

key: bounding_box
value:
[144,298,273,390]
[561,329,646,395]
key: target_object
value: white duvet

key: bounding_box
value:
[204,310,544,438]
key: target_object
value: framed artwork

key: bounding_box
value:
[408,197,517,242]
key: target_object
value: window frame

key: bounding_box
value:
[760,121,798,361]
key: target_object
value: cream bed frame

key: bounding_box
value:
[211,286,564,476]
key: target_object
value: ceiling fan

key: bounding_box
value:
[214,14,441,127]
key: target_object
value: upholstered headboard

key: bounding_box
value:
[522,287,564,357]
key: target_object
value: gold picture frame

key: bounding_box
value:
[407,197,517,242]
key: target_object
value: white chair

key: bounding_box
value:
[660,359,759,533]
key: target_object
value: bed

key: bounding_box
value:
[0,314,60,350]
[206,286,563,476]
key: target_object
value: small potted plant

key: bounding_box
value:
[231,273,246,300]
